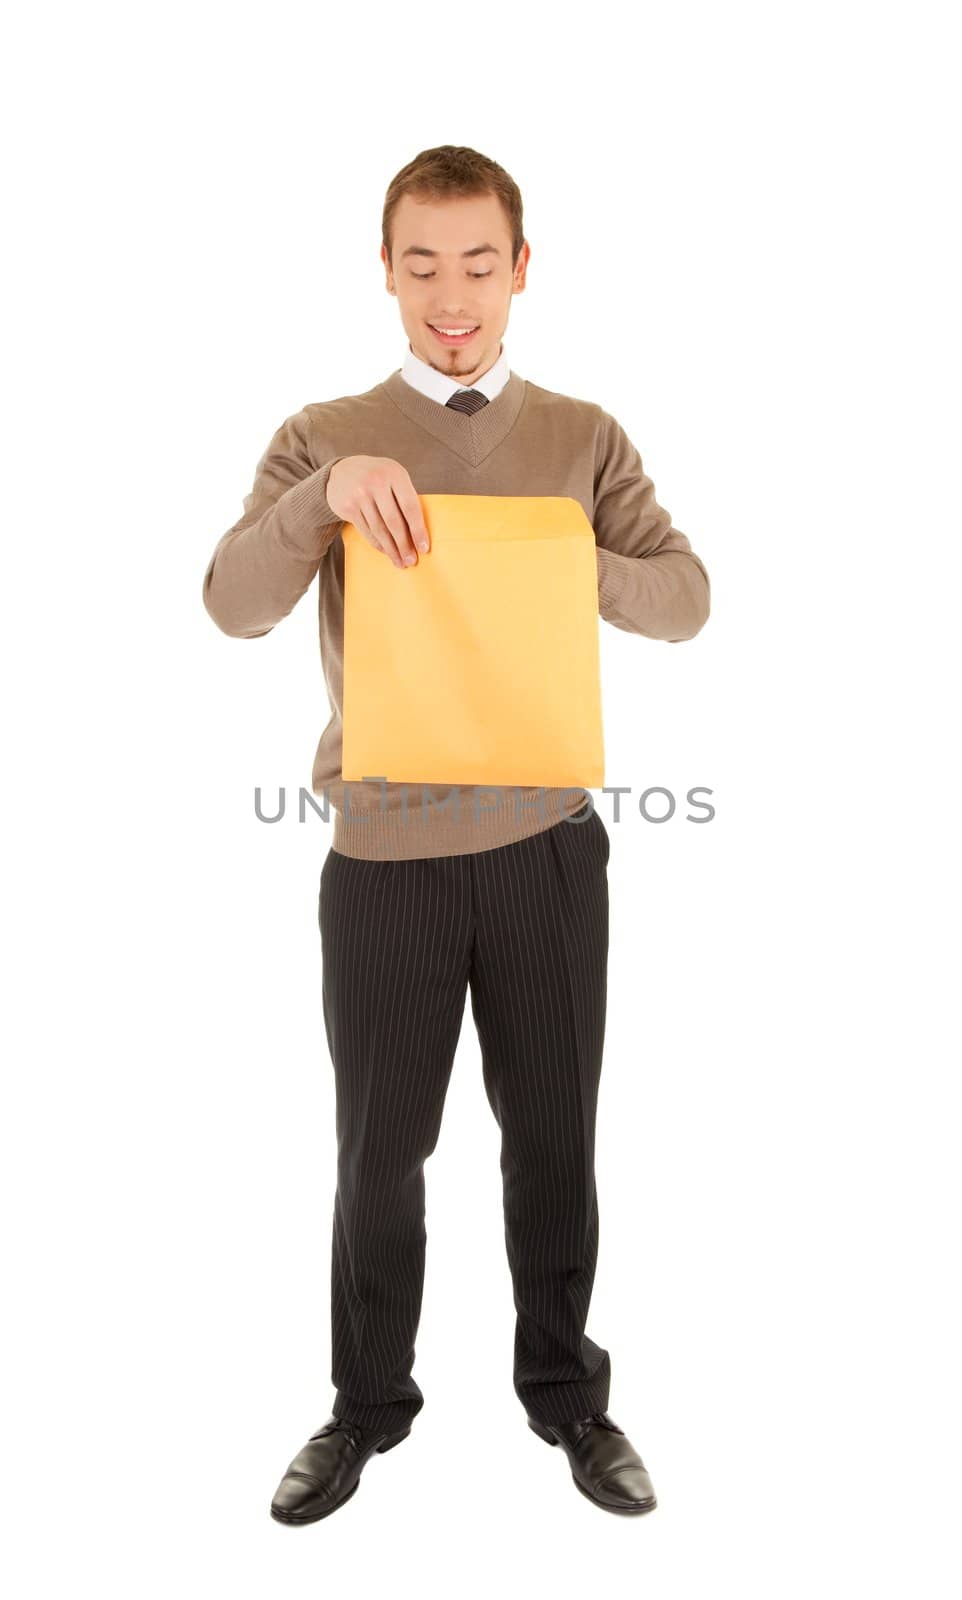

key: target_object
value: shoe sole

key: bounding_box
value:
[269,1426,411,1525]
[527,1417,657,1516]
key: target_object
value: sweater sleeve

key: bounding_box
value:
[592,408,710,643]
[202,407,345,638]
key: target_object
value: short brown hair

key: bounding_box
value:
[382,145,525,270]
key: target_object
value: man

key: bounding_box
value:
[202,144,710,1522]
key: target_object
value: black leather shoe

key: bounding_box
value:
[270,1414,412,1524]
[527,1409,657,1515]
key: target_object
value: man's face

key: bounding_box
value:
[383,191,528,385]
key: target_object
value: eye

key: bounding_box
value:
[411,271,492,280]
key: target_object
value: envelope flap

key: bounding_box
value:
[342,493,596,546]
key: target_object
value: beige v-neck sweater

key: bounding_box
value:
[202,368,710,859]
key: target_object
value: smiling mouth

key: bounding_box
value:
[427,324,479,345]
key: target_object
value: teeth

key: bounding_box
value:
[432,326,476,335]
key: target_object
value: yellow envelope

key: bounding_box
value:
[341,494,605,788]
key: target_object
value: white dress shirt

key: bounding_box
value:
[399,340,511,405]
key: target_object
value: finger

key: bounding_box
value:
[353,501,404,567]
[370,490,419,566]
[393,481,430,553]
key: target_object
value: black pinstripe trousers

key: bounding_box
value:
[317,800,612,1432]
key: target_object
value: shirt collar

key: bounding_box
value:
[399,340,510,406]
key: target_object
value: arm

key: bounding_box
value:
[592,408,710,643]
[201,407,345,638]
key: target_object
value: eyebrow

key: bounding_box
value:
[400,243,500,260]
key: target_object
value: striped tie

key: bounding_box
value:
[445,388,489,415]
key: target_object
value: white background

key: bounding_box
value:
[4,1,959,1594]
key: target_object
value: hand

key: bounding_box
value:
[327,456,430,568]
